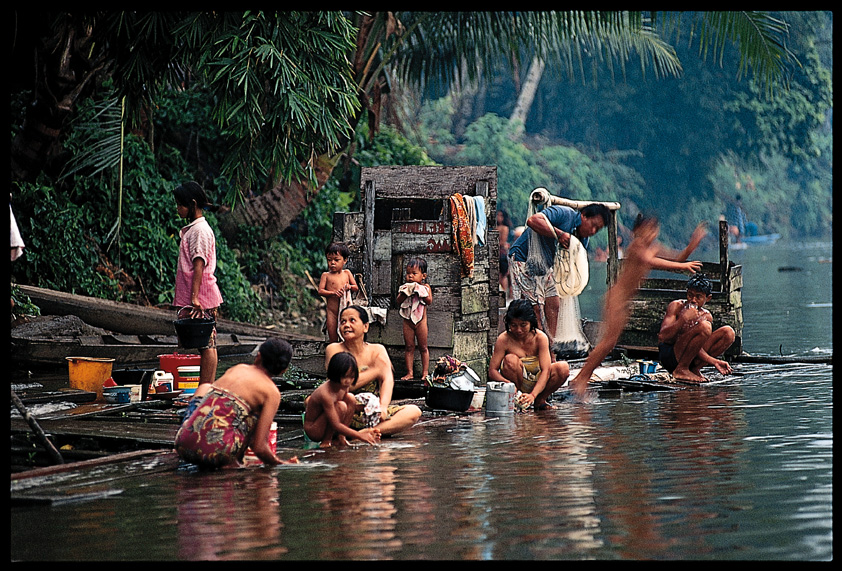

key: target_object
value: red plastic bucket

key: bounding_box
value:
[244,422,277,465]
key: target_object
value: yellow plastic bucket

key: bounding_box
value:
[66,356,115,401]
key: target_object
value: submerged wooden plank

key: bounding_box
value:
[11,449,172,482]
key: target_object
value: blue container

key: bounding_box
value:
[103,386,132,404]
[638,360,657,374]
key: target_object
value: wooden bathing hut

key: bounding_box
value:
[530,190,743,357]
[332,166,500,382]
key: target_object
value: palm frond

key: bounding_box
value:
[653,11,795,92]
[389,11,682,91]
[59,96,123,180]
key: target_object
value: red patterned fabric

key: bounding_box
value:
[449,194,474,279]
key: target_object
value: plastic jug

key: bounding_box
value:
[152,370,174,394]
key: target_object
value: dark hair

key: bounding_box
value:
[327,351,358,384]
[340,304,369,325]
[505,299,539,332]
[325,242,351,259]
[687,274,713,296]
[632,212,660,231]
[581,203,610,227]
[174,181,217,213]
[406,256,427,274]
[258,337,293,376]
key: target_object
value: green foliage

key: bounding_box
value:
[12,181,120,298]
[10,285,41,318]
[194,11,360,201]
[11,112,263,321]
[724,40,833,161]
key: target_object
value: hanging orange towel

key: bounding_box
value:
[449,193,474,279]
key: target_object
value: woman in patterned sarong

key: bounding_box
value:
[175,338,300,468]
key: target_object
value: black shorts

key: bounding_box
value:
[658,342,678,373]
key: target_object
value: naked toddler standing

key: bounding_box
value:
[318,242,358,343]
[395,257,432,380]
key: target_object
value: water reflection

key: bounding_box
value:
[9,242,832,561]
[176,469,284,559]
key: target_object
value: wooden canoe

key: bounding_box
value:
[10,332,267,368]
[16,284,321,341]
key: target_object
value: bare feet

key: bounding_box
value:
[535,400,555,410]
[356,427,381,445]
[570,373,589,400]
[672,367,706,383]
[400,373,414,381]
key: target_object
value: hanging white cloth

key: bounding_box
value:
[10,203,25,261]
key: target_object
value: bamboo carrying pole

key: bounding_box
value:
[530,187,621,211]
[10,388,65,465]
[529,187,622,285]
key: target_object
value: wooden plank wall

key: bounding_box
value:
[615,262,743,355]
[334,166,499,382]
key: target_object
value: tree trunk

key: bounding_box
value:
[508,56,545,138]
[216,153,341,241]
[11,15,104,185]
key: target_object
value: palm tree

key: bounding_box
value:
[506,11,794,134]
[10,11,794,241]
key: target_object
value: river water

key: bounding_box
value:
[10,241,832,560]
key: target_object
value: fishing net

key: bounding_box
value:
[551,235,591,359]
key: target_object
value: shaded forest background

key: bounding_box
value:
[10,11,832,328]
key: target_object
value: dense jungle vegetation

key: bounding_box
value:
[10,12,832,326]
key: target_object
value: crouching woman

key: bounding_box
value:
[175,338,300,468]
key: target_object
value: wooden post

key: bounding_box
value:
[606,209,619,287]
[719,220,729,293]
[11,388,64,465]
[363,179,376,292]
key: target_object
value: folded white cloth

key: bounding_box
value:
[472,195,487,246]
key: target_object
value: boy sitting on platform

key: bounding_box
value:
[657,274,736,383]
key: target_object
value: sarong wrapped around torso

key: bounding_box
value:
[520,356,542,393]
[175,387,257,468]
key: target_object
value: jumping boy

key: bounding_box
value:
[318,242,359,343]
[395,257,432,380]
[303,351,381,448]
[657,274,736,383]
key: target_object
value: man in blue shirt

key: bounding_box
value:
[508,203,609,345]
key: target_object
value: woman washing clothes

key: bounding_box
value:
[175,338,300,468]
[324,305,422,437]
[488,299,569,410]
